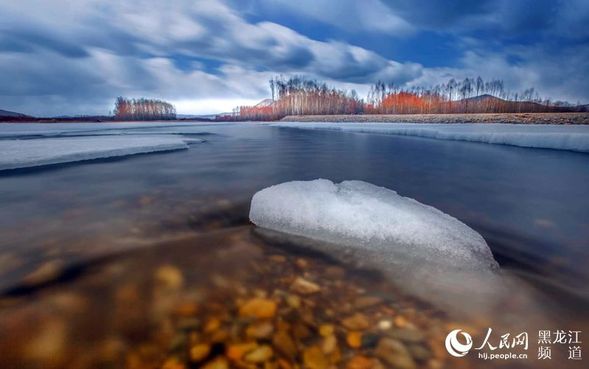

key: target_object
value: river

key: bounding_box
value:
[0,122,587,368]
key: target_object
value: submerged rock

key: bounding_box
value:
[375,338,416,369]
[238,298,277,319]
[290,277,321,294]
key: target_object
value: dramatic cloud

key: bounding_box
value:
[0,0,587,115]
[0,0,421,115]
[239,0,413,34]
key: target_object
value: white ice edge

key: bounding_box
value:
[0,135,201,171]
[250,179,499,271]
[272,122,589,153]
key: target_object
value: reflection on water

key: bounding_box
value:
[0,123,588,368]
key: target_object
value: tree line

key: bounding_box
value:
[229,77,363,121]
[113,97,176,121]
[228,76,585,120]
[366,78,562,114]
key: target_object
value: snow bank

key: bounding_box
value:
[0,135,199,171]
[273,122,589,153]
[250,179,498,271]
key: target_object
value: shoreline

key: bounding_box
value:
[280,112,589,125]
[2,112,589,125]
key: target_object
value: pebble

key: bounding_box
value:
[322,334,338,354]
[285,294,301,308]
[246,321,274,339]
[290,277,321,294]
[319,324,334,337]
[277,358,293,369]
[189,344,210,362]
[269,255,287,263]
[204,318,221,333]
[295,258,308,269]
[408,344,432,361]
[375,338,416,369]
[239,298,277,319]
[202,358,229,369]
[273,331,297,359]
[303,345,328,369]
[227,342,258,361]
[245,345,273,363]
[377,320,392,330]
[346,331,362,349]
[394,316,408,328]
[155,265,184,290]
[161,357,186,369]
[341,313,370,330]
[354,296,383,309]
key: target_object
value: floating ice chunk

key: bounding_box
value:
[0,135,199,171]
[250,179,498,271]
[273,122,589,153]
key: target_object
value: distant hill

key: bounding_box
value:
[461,94,500,103]
[458,94,574,113]
[254,99,275,108]
[0,109,31,118]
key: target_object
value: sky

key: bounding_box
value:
[1,0,588,116]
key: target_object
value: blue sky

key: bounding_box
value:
[1,0,588,116]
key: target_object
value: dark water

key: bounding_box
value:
[1,123,587,295]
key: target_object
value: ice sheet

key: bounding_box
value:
[272,122,589,153]
[0,135,198,171]
[0,122,229,139]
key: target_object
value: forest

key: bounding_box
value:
[113,97,176,121]
[229,76,585,121]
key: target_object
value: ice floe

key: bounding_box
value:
[250,179,498,271]
[0,135,199,171]
[249,179,515,315]
[272,122,589,153]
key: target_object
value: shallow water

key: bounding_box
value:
[0,122,588,368]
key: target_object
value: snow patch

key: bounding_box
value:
[273,122,589,153]
[250,179,498,271]
[0,135,198,171]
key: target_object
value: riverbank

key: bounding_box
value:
[281,112,589,125]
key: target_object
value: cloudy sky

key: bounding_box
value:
[1,0,588,116]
